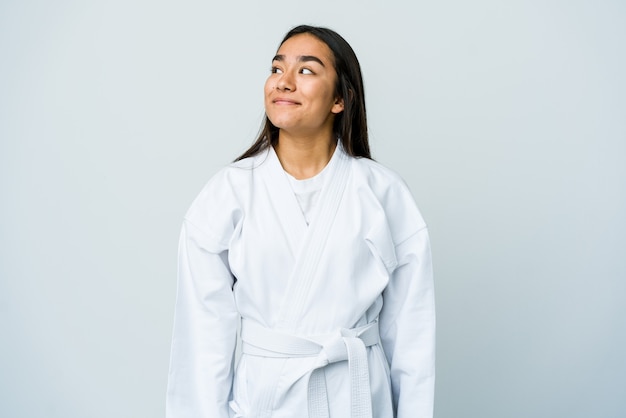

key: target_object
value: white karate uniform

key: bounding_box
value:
[166,143,435,418]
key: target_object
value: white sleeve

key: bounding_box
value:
[379,227,436,418]
[166,219,238,418]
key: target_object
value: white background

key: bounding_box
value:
[1,1,624,417]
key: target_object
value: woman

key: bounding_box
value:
[166,25,435,418]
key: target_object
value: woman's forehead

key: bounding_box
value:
[276,33,334,64]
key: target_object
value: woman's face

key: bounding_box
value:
[264,33,344,138]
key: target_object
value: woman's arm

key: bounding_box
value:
[379,227,436,418]
[166,219,238,418]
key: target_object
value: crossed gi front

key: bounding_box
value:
[166,144,435,418]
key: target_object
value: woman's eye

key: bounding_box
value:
[271,66,283,74]
[300,68,314,75]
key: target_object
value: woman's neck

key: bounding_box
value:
[274,131,337,180]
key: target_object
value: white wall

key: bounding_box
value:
[1,1,624,417]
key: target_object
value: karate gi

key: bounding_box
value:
[167,143,435,418]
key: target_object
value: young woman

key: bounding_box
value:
[166,25,435,418]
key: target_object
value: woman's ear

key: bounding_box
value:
[332,96,345,114]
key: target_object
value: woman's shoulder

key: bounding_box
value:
[350,156,413,195]
[184,152,266,236]
[350,156,427,239]
[353,156,401,176]
[197,151,267,194]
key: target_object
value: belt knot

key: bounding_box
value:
[240,319,379,418]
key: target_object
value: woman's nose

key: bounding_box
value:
[276,72,295,91]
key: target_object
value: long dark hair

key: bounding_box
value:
[235,25,370,161]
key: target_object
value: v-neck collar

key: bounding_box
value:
[258,143,343,258]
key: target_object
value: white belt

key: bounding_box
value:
[241,318,379,418]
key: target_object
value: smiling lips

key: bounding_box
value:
[272,98,301,105]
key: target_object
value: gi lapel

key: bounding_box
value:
[275,144,351,331]
[259,146,309,260]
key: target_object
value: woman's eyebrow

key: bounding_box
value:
[272,54,325,67]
